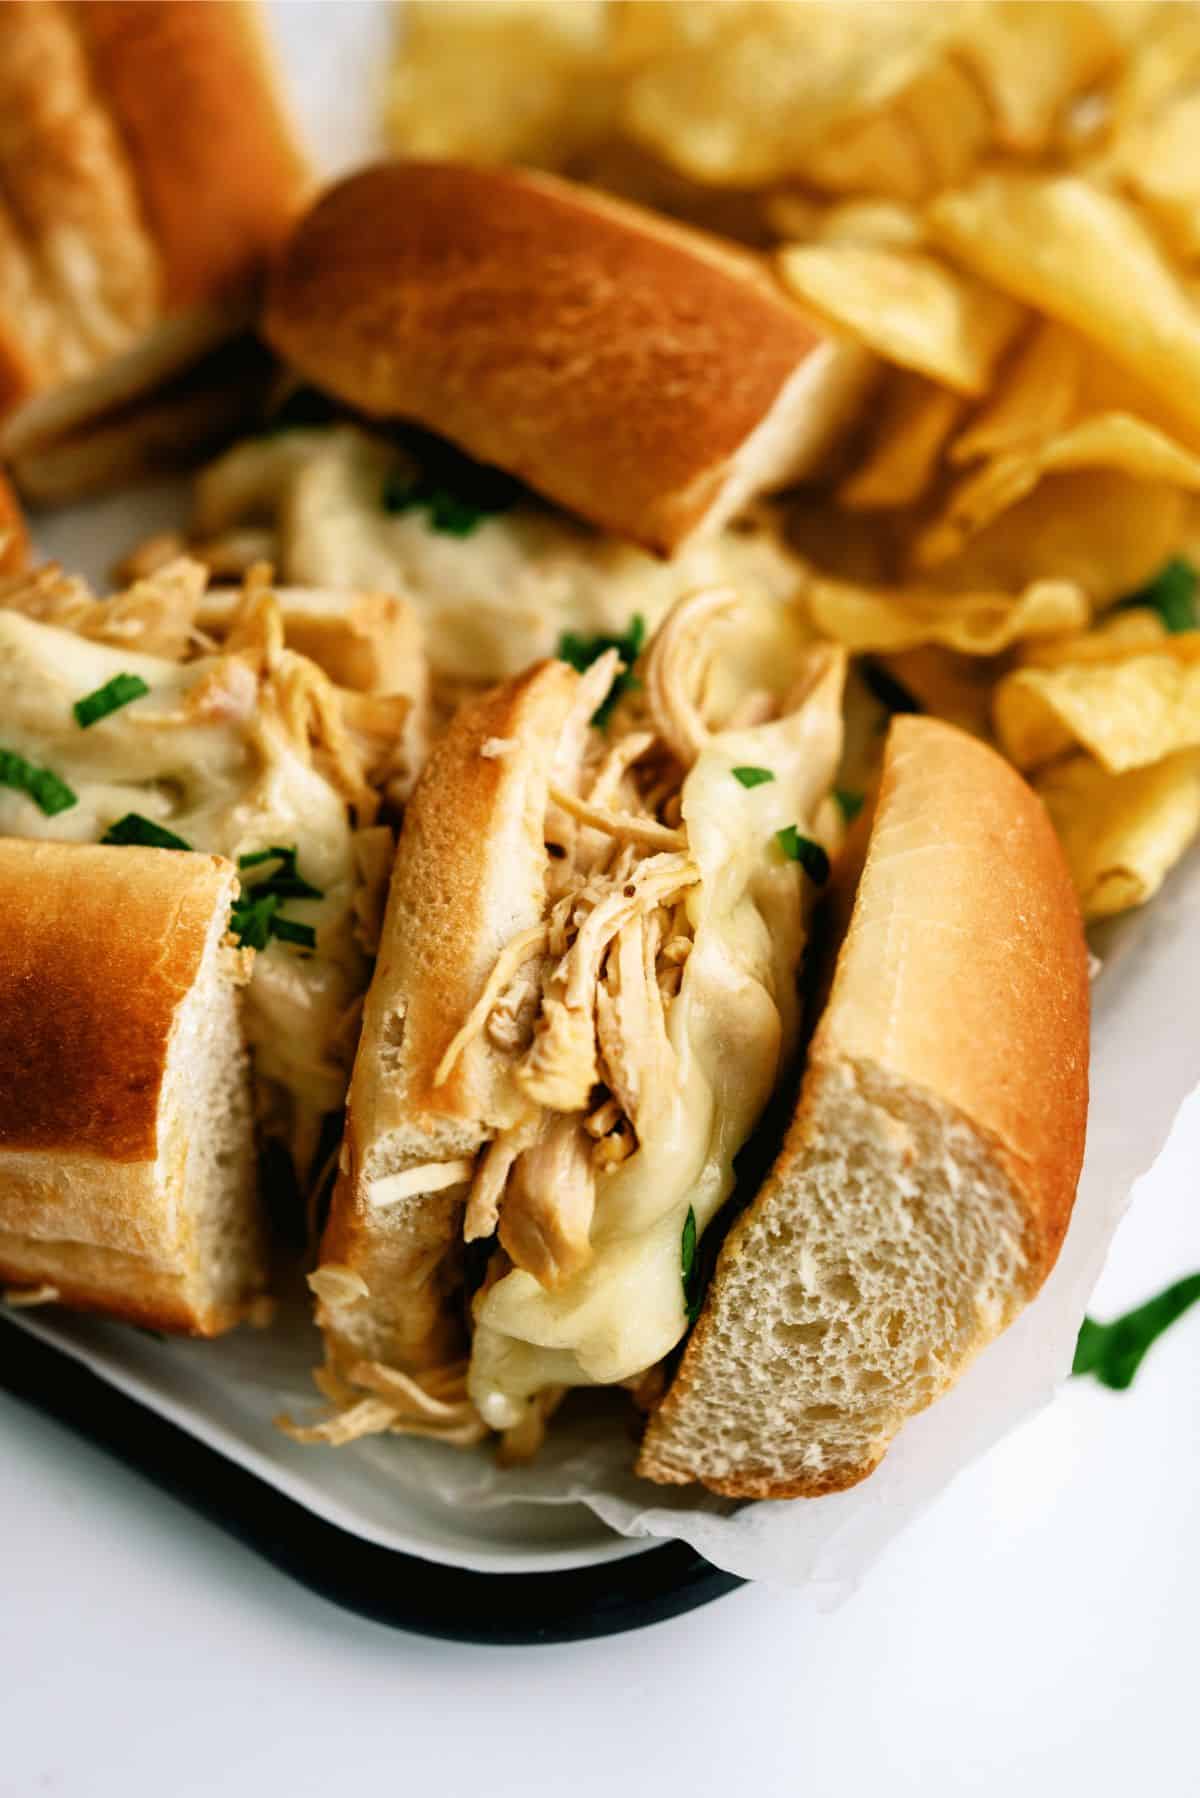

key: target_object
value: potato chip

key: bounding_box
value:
[776,243,1024,394]
[950,323,1083,465]
[953,1,1122,152]
[928,175,1200,439]
[916,413,1200,567]
[1019,607,1175,668]
[995,648,1200,771]
[622,2,954,187]
[805,570,1087,656]
[874,644,999,737]
[891,51,993,190]
[1108,11,1200,262]
[839,373,963,510]
[385,0,614,166]
[1035,749,1200,919]
[924,472,1188,608]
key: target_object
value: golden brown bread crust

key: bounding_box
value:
[0,841,227,1161]
[0,470,27,571]
[264,160,829,553]
[640,716,1089,1496]
[0,0,306,447]
[319,661,579,1374]
[0,1235,229,1337]
[821,716,1090,1285]
[71,1,308,311]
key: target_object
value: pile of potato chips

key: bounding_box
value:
[387,0,1200,921]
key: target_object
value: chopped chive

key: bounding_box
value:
[732,766,775,789]
[776,825,830,885]
[269,916,317,950]
[73,672,150,729]
[1073,1273,1200,1389]
[1117,556,1197,634]
[0,747,77,817]
[100,813,192,851]
[681,1206,701,1325]
[834,787,865,824]
[557,615,646,726]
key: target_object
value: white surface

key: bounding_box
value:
[1,1089,1197,1798]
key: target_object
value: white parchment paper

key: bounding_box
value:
[8,0,1198,1594]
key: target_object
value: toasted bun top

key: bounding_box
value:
[819,716,1090,1278]
[72,1,308,311]
[0,840,235,1163]
[264,161,836,554]
[0,0,307,420]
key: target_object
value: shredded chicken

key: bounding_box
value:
[547,785,687,851]
[434,923,550,1088]
[498,1114,597,1288]
[277,1357,488,1448]
[464,1114,540,1242]
[0,556,208,659]
[642,585,740,768]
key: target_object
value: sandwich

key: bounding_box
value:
[0,838,266,1334]
[0,557,422,1187]
[0,0,308,501]
[167,159,874,687]
[297,604,1088,1492]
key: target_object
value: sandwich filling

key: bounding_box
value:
[303,590,845,1454]
[0,560,408,1178]
[187,423,810,685]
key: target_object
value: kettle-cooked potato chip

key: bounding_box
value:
[950,322,1083,465]
[1035,748,1200,918]
[1018,606,1174,668]
[777,242,1024,393]
[995,645,1200,771]
[621,2,955,187]
[916,413,1200,566]
[929,175,1200,439]
[839,373,963,510]
[953,0,1122,151]
[385,0,614,166]
[805,570,1086,655]
[921,471,1189,608]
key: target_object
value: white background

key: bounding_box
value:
[3,1089,1195,1797]
[2,6,1197,1791]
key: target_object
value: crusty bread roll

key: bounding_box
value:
[318,661,580,1382]
[0,840,267,1335]
[0,0,307,494]
[638,717,1090,1496]
[264,161,874,554]
[0,470,26,572]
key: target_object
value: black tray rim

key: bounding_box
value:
[0,1319,745,1644]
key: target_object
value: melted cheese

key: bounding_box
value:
[196,426,809,682]
[468,652,845,1428]
[0,609,365,1137]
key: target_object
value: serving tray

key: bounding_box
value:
[0,1317,742,1643]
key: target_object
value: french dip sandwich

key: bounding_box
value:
[299,598,1088,1494]
[170,159,874,687]
[0,0,308,500]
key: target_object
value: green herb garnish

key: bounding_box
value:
[1117,556,1198,634]
[834,787,865,824]
[681,1205,701,1325]
[0,747,77,817]
[236,845,322,901]
[1072,1273,1200,1389]
[557,615,646,726]
[232,845,322,952]
[73,672,150,729]
[100,813,192,851]
[381,466,518,537]
[732,766,775,789]
[862,661,921,715]
[269,915,317,950]
[776,825,830,884]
